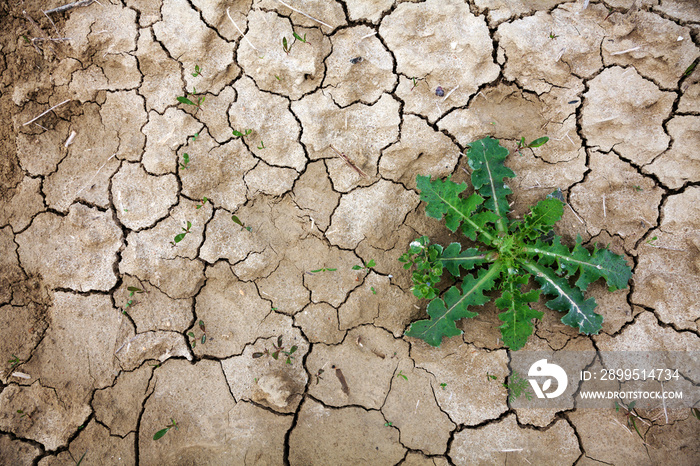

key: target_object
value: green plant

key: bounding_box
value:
[502,371,533,402]
[191,132,199,142]
[616,401,645,439]
[282,36,292,54]
[632,185,643,192]
[396,370,408,380]
[252,336,298,364]
[371,286,376,295]
[384,421,393,427]
[352,259,376,271]
[400,137,631,350]
[646,236,658,246]
[257,140,266,150]
[124,286,145,314]
[439,382,447,390]
[179,153,190,170]
[293,32,307,43]
[170,221,192,246]
[196,197,209,209]
[548,31,559,39]
[70,450,87,466]
[177,89,204,112]
[191,65,202,77]
[232,128,252,138]
[187,320,207,348]
[153,418,178,440]
[231,214,252,232]
[8,354,20,369]
[310,267,337,273]
[516,136,549,156]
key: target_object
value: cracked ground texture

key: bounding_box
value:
[0,0,699,464]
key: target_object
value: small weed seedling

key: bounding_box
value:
[153,418,178,440]
[17,409,30,419]
[352,259,376,271]
[314,368,325,384]
[310,267,337,273]
[170,221,192,246]
[396,370,408,380]
[615,401,645,439]
[384,421,393,427]
[124,286,145,314]
[548,31,559,39]
[187,320,207,348]
[179,153,190,170]
[440,382,447,390]
[70,450,87,466]
[371,286,376,295]
[8,354,20,369]
[191,132,199,142]
[502,371,533,402]
[275,75,281,81]
[516,136,549,156]
[232,128,252,138]
[282,36,292,54]
[231,215,252,232]
[196,197,209,209]
[400,137,631,350]
[177,90,204,112]
[252,336,298,364]
[293,32,307,43]
[257,140,266,150]
[633,185,643,192]
[646,236,658,246]
[191,65,202,77]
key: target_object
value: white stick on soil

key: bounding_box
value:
[75,153,116,197]
[275,0,332,29]
[45,0,95,15]
[226,8,261,53]
[22,99,70,126]
[442,85,459,102]
[610,46,641,56]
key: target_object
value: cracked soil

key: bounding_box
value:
[1,0,699,464]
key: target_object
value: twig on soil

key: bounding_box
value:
[567,203,585,224]
[610,46,641,56]
[329,145,368,178]
[75,153,116,197]
[45,0,95,15]
[602,194,606,218]
[226,8,261,53]
[442,85,459,102]
[275,0,332,30]
[22,99,71,126]
[359,31,376,40]
[42,10,59,34]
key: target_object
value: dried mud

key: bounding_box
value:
[1,0,699,464]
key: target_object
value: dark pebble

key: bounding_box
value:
[435,86,445,97]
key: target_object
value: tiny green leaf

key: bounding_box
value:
[252,352,264,358]
[153,428,170,440]
[352,265,362,270]
[527,136,549,148]
[232,129,243,137]
[231,215,244,227]
[289,346,298,354]
[177,96,196,106]
[173,233,186,243]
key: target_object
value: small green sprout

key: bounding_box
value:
[309,267,337,273]
[646,236,658,246]
[232,128,252,138]
[17,409,28,418]
[410,77,419,91]
[683,61,697,77]
[633,185,643,192]
[177,91,204,112]
[616,401,644,439]
[275,75,281,81]
[352,259,376,271]
[22,35,31,44]
[293,32,307,43]
[548,31,559,39]
[282,36,291,54]
[191,65,202,77]
[124,286,145,313]
[384,421,393,427]
[516,136,549,156]
[191,132,199,142]
[71,450,87,466]
[440,382,447,390]
[170,221,192,246]
[153,418,178,440]
[8,354,20,368]
[486,373,497,381]
[252,336,298,364]
[199,320,207,344]
[502,371,533,402]
[257,140,266,150]
[231,214,252,232]
[370,286,376,295]
[396,370,408,381]
[196,197,209,209]
[179,153,190,170]
[188,331,196,348]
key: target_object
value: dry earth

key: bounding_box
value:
[1,0,699,464]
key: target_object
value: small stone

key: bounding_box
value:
[435,86,445,96]
[350,56,363,64]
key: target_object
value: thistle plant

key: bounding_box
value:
[400,137,631,350]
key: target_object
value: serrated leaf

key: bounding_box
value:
[523,262,603,334]
[466,137,515,233]
[415,175,495,243]
[518,198,563,241]
[496,278,543,351]
[525,235,631,292]
[405,263,503,346]
[439,242,487,277]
